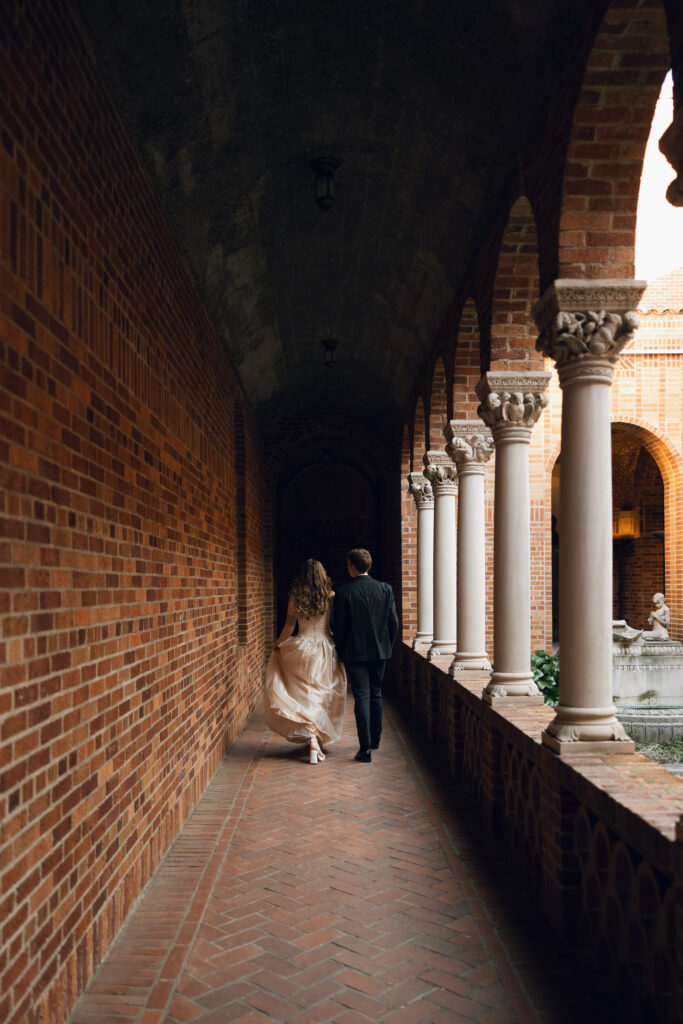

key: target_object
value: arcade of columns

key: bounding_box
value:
[408,279,645,755]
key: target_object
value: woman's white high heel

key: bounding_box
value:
[309,738,325,764]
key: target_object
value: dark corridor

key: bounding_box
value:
[275,461,379,624]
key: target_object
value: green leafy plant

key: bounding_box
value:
[531,650,559,706]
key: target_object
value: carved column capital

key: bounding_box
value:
[423,451,458,495]
[476,372,550,442]
[533,279,646,387]
[445,421,493,476]
[408,471,434,509]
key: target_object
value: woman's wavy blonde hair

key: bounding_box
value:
[290,558,333,618]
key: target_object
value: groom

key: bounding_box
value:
[333,548,399,762]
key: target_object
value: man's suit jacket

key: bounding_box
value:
[333,575,399,664]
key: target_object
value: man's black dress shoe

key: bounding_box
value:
[354,748,372,762]
[370,742,379,750]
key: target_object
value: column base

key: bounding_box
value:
[428,653,455,671]
[482,671,543,706]
[542,733,635,755]
[428,642,456,664]
[412,634,433,654]
[541,703,636,754]
[483,691,544,707]
[450,653,492,675]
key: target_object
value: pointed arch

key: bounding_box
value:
[611,417,683,641]
[558,1,670,278]
[453,297,483,418]
[428,355,449,449]
[413,394,429,469]
[400,421,418,641]
[489,196,543,372]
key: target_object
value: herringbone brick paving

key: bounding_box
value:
[69,699,621,1024]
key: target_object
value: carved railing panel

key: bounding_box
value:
[574,805,676,1018]
[461,705,482,805]
[501,744,542,882]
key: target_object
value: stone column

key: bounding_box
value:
[477,371,551,705]
[408,472,434,653]
[423,451,458,663]
[534,279,644,753]
[445,422,493,673]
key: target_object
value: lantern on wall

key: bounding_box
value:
[614,505,640,539]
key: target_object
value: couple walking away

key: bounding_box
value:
[264,548,399,764]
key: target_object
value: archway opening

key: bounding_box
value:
[276,462,378,624]
[551,425,665,641]
[611,426,665,629]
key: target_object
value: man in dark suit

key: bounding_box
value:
[333,548,399,762]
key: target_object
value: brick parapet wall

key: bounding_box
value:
[394,645,683,1021]
[0,5,268,1022]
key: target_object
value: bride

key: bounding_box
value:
[264,558,347,764]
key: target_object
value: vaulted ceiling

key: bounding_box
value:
[74,0,594,434]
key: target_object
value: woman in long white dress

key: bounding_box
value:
[264,559,347,764]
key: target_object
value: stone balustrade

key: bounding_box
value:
[391,644,683,1021]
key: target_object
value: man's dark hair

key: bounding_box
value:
[347,548,372,573]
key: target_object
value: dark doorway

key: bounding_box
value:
[275,462,378,626]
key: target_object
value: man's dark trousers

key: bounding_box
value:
[345,660,386,750]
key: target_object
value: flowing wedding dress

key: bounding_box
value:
[264,606,347,745]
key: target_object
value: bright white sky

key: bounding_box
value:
[635,71,683,281]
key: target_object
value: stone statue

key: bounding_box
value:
[642,593,670,641]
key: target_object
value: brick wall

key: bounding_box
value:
[0,5,268,1022]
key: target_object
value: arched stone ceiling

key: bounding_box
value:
[74,0,598,433]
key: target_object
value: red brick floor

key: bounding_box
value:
[69,700,622,1024]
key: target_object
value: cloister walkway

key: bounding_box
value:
[69,698,622,1024]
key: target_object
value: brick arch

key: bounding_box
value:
[558,0,670,279]
[400,421,417,641]
[265,415,387,480]
[401,420,413,476]
[411,395,429,469]
[453,296,483,418]
[548,416,683,641]
[611,417,683,640]
[489,196,544,373]
[428,356,449,449]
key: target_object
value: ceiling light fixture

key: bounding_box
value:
[310,157,340,210]
[321,339,339,368]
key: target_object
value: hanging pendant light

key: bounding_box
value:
[321,339,339,367]
[310,157,340,210]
